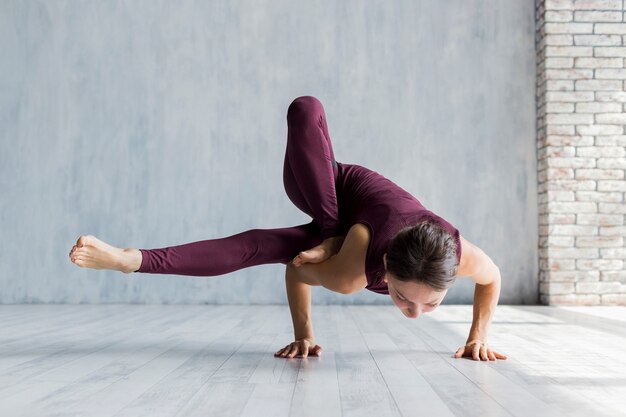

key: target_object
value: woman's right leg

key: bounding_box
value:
[134,221,324,275]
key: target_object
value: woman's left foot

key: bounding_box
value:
[69,235,138,273]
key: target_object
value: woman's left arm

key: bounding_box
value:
[454,236,508,361]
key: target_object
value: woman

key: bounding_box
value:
[68,96,507,362]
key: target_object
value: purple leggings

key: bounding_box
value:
[135,96,345,275]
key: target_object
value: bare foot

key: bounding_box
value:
[68,235,141,273]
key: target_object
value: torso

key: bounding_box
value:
[335,162,463,295]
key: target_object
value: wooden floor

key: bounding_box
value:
[1,304,625,417]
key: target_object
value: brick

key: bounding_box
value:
[546,69,594,79]
[545,34,575,45]
[546,80,575,91]
[577,213,624,225]
[595,69,626,79]
[542,294,600,305]
[599,225,626,236]
[595,92,626,102]
[576,236,623,247]
[546,125,577,135]
[539,213,577,224]
[539,145,577,159]
[576,258,623,270]
[574,34,622,45]
[547,113,595,124]
[546,10,574,21]
[574,11,622,22]
[575,102,622,113]
[545,0,574,9]
[547,91,595,102]
[546,23,593,34]
[544,134,593,146]
[545,57,575,68]
[594,24,626,35]
[547,157,596,168]
[577,146,626,157]
[539,258,577,270]
[540,236,576,248]
[597,157,626,168]
[549,201,599,213]
[546,103,575,113]
[597,180,626,191]
[595,134,626,147]
[600,247,626,257]
[576,281,624,294]
[573,0,623,10]
[600,270,626,282]
[576,124,623,134]
[543,167,575,180]
[575,191,623,202]
[543,270,599,282]
[575,79,622,90]
[540,282,576,294]
[575,57,623,67]
[599,202,626,213]
[594,47,626,57]
[576,169,624,180]
[545,46,594,56]
[545,180,597,191]
[600,294,626,304]
[596,113,626,124]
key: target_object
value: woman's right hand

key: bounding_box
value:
[274,338,323,358]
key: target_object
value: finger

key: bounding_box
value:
[494,351,508,360]
[454,346,465,358]
[472,344,480,361]
[302,344,309,358]
[312,345,322,356]
[488,349,497,361]
[480,345,488,361]
[287,344,298,358]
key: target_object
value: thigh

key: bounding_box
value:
[282,96,343,240]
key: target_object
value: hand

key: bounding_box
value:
[454,339,507,361]
[291,236,344,267]
[274,338,323,358]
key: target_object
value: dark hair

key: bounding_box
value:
[385,220,459,291]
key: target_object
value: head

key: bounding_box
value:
[382,220,459,319]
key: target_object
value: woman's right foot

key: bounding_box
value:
[68,235,142,274]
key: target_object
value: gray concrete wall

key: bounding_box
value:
[0,0,537,304]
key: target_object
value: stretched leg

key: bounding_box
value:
[134,221,324,275]
[283,96,344,240]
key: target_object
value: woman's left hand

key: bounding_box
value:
[454,340,508,361]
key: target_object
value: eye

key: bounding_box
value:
[395,290,406,301]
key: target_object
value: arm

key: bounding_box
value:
[454,235,508,361]
[285,266,316,340]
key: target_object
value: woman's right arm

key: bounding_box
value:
[274,265,323,358]
[285,265,316,340]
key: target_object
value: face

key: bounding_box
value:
[383,253,447,319]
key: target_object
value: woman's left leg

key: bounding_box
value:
[135,221,323,275]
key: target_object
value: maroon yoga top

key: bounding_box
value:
[335,162,462,295]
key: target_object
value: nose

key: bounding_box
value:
[406,308,420,319]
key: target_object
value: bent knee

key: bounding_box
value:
[287,96,323,121]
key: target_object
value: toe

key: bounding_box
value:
[77,235,95,247]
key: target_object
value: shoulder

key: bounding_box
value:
[456,235,499,283]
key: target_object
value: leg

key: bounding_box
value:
[134,221,324,275]
[283,96,344,240]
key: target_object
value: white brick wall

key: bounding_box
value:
[536,0,626,305]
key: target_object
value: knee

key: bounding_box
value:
[287,96,323,122]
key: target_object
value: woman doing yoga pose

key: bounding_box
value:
[68,96,507,362]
